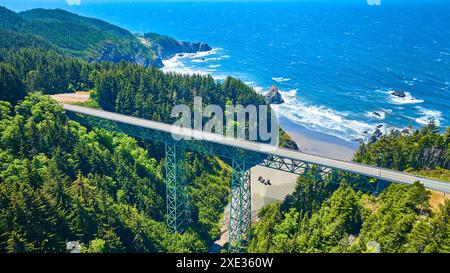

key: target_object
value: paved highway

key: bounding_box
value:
[62,103,450,193]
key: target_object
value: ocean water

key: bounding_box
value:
[8,0,450,142]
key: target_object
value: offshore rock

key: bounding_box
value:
[391,90,406,98]
[265,86,285,104]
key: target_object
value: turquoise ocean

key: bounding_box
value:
[6,0,450,142]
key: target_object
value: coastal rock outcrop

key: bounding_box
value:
[95,41,164,68]
[369,128,383,143]
[143,32,212,59]
[390,90,406,98]
[265,86,285,104]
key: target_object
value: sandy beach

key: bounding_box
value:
[213,119,360,250]
[251,117,359,212]
[280,117,359,161]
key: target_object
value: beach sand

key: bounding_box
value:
[212,120,360,250]
[251,117,359,212]
[280,117,359,161]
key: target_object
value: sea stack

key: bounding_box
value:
[390,90,406,98]
[265,85,285,104]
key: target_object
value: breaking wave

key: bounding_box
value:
[386,91,424,105]
[272,77,291,83]
[415,106,442,126]
[278,91,375,141]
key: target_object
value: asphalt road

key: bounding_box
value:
[62,103,450,193]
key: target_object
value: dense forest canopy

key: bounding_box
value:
[0,6,160,67]
[249,125,450,253]
[0,94,233,252]
[0,6,297,253]
[249,171,450,253]
[354,124,450,181]
[0,6,448,253]
[0,12,298,147]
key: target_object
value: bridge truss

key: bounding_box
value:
[67,111,389,252]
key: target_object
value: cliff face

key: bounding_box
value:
[95,41,163,68]
[143,32,212,59]
[15,8,164,67]
[0,7,207,69]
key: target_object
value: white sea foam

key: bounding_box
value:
[278,94,375,141]
[163,51,384,142]
[280,89,297,97]
[415,106,442,126]
[192,57,222,63]
[387,91,424,105]
[272,77,290,83]
[279,89,298,103]
[253,87,265,94]
[162,56,210,76]
[365,111,386,120]
[188,47,222,58]
[162,48,223,76]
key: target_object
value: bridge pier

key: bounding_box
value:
[165,143,191,233]
[65,105,450,250]
[228,159,251,253]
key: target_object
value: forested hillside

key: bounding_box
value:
[0,6,161,67]
[249,124,450,253]
[354,123,450,180]
[0,94,234,252]
[0,6,298,253]
[1,5,448,254]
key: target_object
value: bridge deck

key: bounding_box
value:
[62,103,450,193]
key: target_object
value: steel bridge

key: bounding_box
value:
[62,103,450,252]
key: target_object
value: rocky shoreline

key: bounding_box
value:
[138,32,212,67]
[265,85,285,104]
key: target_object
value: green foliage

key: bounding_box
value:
[248,167,449,253]
[92,61,265,119]
[406,200,450,253]
[0,47,94,94]
[0,63,27,104]
[0,6,24,30]
[81,239,107,253]
[281,168,336,216]
[247,203,283,253]
[411,168,450,182]
[0,94,222,252]
[279,129,299,150]
[2,5,447,254]
[358,182,430,253]
[248,180,364,253]
[0,7,159,67]
[354,124,450,171]
[0,28,57,51]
